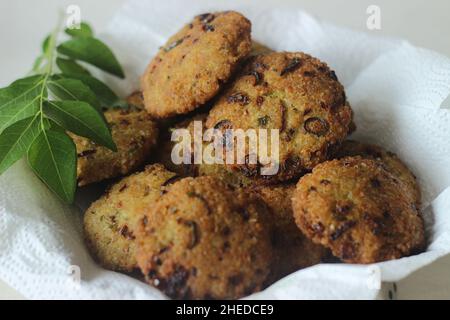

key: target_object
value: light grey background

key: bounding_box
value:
[0,0,449,299]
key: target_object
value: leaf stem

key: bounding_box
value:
[38,13,65,130]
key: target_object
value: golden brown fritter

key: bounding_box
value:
[83,164,178,272]
[135,176,273,299]
[292,157,425,264]
[336,140,420,206]
[141,11,252,118]
[206,52,353,183]
[71,106,159,186]
[252,184,326,282]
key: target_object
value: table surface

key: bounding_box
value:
[1,0,449,299]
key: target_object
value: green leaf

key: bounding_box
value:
[0,75,45,133]
[27,128,77,203]
[43,100,116,151]
[58,73,118,106]
[32,55,46,72]
[0,115,41,175]
[9,74,43,86]
[31,35,51,73]
[56,57,90,75]
[42,35,51,53]
[65,22,93,38]
[57,37,124,78]
[47,78,100,109]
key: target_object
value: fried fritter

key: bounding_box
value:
[83,164,178,272]
[292,157,425,264]
[72,106,158,186]
[135,176,273,299]
[206,52,353,183]
[141,11,252,118]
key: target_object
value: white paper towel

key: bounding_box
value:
[1,0,450,299]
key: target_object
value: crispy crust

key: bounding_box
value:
[126,90,145,108]
[157,114,207,176]
[206,52,353,183]
[157,113,254,185]
[336,140,421,206]
[135,176,273,299]
[251,184,326,282]
[292,157,425,264]
[157,114,274,187]
[83,164,178,272]
[198,162,254,187]
[141,11,252,118]
[71,106,159,186]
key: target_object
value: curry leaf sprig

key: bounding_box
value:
[0,21,124,203]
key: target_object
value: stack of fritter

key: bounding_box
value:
[78,11,424,299]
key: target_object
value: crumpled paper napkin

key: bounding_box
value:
[1,0,450,299]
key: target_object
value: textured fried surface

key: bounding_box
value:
[157,114,207,176]
[136,176,273,299]
[206,52,353,183]
[126,90,145,108]
[84,164,178,272]
[336,140,421,206]
[141,11,252,118]
[198,162,254,187]
[292,157,425,264]
[72,106,159,186]
[252,184,325,282]
[158,114,266,187]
